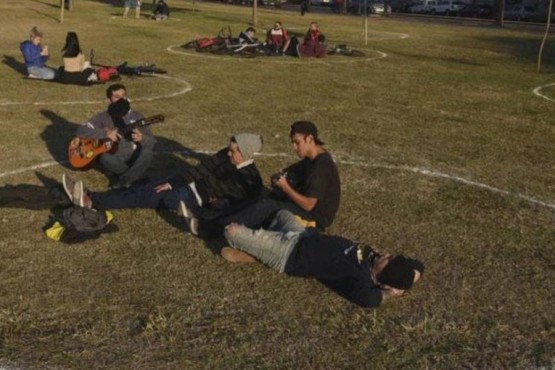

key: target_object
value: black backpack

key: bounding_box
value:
[45,206,117,244]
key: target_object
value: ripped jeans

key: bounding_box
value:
[224,210,310,272]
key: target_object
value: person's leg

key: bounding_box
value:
[221,198,283,229]
[27,66,56,80]
[88,177,176,210]
[118,146,153,186]
[99,152,130,177]
[267,209,307,233]
[224,222,303,272]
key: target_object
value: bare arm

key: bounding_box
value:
[275,175,317,211]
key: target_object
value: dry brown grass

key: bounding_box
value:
[0,0,554,368]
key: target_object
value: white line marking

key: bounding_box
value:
[0,75,192,106]
[533,82,555,102]
[167,44,387,64]
[1,151,553,211]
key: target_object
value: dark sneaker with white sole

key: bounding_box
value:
[177,200,199,236]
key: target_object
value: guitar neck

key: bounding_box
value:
[117,114,164,136]
[119,119,148,136]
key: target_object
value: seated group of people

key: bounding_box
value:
[19,27,118,85]
[58,83,424,308]
[237,21,328,58]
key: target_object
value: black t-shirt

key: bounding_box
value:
[283,151,340,229]
[284,234,382,308]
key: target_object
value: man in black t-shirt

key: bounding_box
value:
[221,210,424,308]
[216,121,340,232]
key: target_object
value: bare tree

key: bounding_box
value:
[537,0,554,72]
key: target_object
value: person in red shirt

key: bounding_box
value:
[297,22,327,58]
[265,21,291,55]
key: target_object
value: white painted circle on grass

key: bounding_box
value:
[533,82,555,102]
[1,151,553,212]
[167,44,387,64]
[0,74,192,106]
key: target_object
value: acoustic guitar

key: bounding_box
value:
[68,114,165,169]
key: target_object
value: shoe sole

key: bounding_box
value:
[62,173,74,201]
[177,200,191,218]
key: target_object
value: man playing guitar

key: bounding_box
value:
[74,84,156,188]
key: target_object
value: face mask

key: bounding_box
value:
[108,98,130,120]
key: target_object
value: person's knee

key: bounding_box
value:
[224,223,240,238]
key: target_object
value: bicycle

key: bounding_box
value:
[326,44,366,57]
[181,26,233,53]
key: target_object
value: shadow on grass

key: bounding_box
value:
[478,34,555,68]
[39,110,78,169]
[0,172,66,210]
[2,55,28,76]
[24,4,60,22]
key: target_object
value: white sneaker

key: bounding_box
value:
[62,173,76,202]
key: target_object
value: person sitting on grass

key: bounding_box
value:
[75,84,156,189]
[152,0,170,20]
[59,32,99,85]
[202,121,340,235]
[20,26,58,80]
[265,21,291,56]
[234,27,260,54]
[222,210,425,308]
[63,133,264,235]
[297,22,327,58]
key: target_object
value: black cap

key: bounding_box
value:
[376,255,415,290]
[290,121,324,145]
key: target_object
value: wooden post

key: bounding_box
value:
[60,0,65,23]
[364,0,368,46]
[252,0,258,26]
[537,0,554,72]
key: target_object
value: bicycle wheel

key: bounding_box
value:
[347,49,366,57]
[181,41,197,49]
[138,67,167,74]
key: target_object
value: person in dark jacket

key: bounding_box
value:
[222,210,424,308]
[217,120,340,232]
[152,0,170,20]
[63,133,264,234]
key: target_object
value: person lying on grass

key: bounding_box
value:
[222,210,424,308]
[63,133,263,234]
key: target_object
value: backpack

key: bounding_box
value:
[45,206,117,243]
[97,66,120,82]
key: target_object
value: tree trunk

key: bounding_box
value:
[537,0,554,72]
[495,0,505,27]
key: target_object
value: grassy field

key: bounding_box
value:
[0,0,554,368]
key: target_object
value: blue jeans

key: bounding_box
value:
[222,197,317,229]
[27,65,57,80]
[224,210,310,272]
[89,177,196,211]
